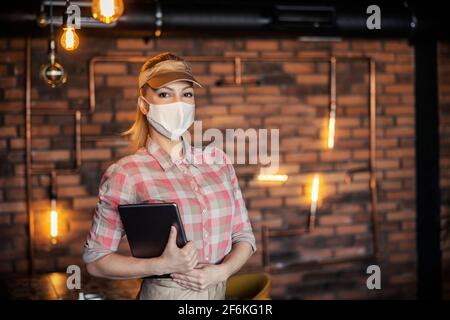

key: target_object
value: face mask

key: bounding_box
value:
[139,96,195,141]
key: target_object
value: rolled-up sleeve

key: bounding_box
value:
[82,163,135,264]
[225,155,257,254]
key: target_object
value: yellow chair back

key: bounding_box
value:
[225,272,271,300]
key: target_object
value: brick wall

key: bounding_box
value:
[0,36,445,299]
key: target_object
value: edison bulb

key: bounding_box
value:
[92,0,124,24]
[50,198,58,244]
[60,27,79,51]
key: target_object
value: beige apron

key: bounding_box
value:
[138,277,227,300]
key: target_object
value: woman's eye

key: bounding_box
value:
[184,92,193,97]
[158,92,170,98]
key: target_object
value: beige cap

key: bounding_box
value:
[138,60,203,89]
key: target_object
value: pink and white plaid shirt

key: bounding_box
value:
[83,136,256,265]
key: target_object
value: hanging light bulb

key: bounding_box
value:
[60,26,79,51]
[41,36,67,87]
[91,0,124,24]
[60,0,80,51]
[308,174,320,230]
[48,171,59,245]
[50,198,59,244]
[40,0,67,87]
[327,108,336,149]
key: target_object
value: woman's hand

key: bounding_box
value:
[159,226,198,274]
[170,263,230,291]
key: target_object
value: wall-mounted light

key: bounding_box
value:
[50,198,59,244]
[91,0,124,24]
[256,166,288,182]
[49,171,59,245]
[257,174,288,182]
[308,174,320,230]
[327,108,336,149]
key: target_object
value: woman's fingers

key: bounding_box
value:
[174,278,201,291]
[174,280,195,291]
[172,270,200,285]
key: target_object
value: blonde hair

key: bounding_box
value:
[120,52,191,153]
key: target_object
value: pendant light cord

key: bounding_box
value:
[49,0,54,37]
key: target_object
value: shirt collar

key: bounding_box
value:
[146,135,197,171]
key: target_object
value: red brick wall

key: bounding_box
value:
[0,36,443,299]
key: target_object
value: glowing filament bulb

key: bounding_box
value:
[60,27,79,51]
[310,174,320,214]
[327,109,336,149]
[101,0,114,17]
[257,174,288,182]
[50,199,58,240]
[92,0,124,24]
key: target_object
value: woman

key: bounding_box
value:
[83,52,256,300]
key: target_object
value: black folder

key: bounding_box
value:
[118,202,188,278]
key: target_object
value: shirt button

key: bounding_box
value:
[202,209,207,215]
[204,232,208,238]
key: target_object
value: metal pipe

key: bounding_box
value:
[6,1,448,39]
[369,59,379,262]
[25,37,34,275]
[50,170,57,198]
[75,110,81,168]
[329,56,337,110]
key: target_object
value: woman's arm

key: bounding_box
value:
[86,253,165,280]
[219,241,253,278]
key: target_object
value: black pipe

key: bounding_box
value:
[0,1,449,39]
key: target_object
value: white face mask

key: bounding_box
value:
[139,96,195,141]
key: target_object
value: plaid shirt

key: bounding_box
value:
[83,136,256,265]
